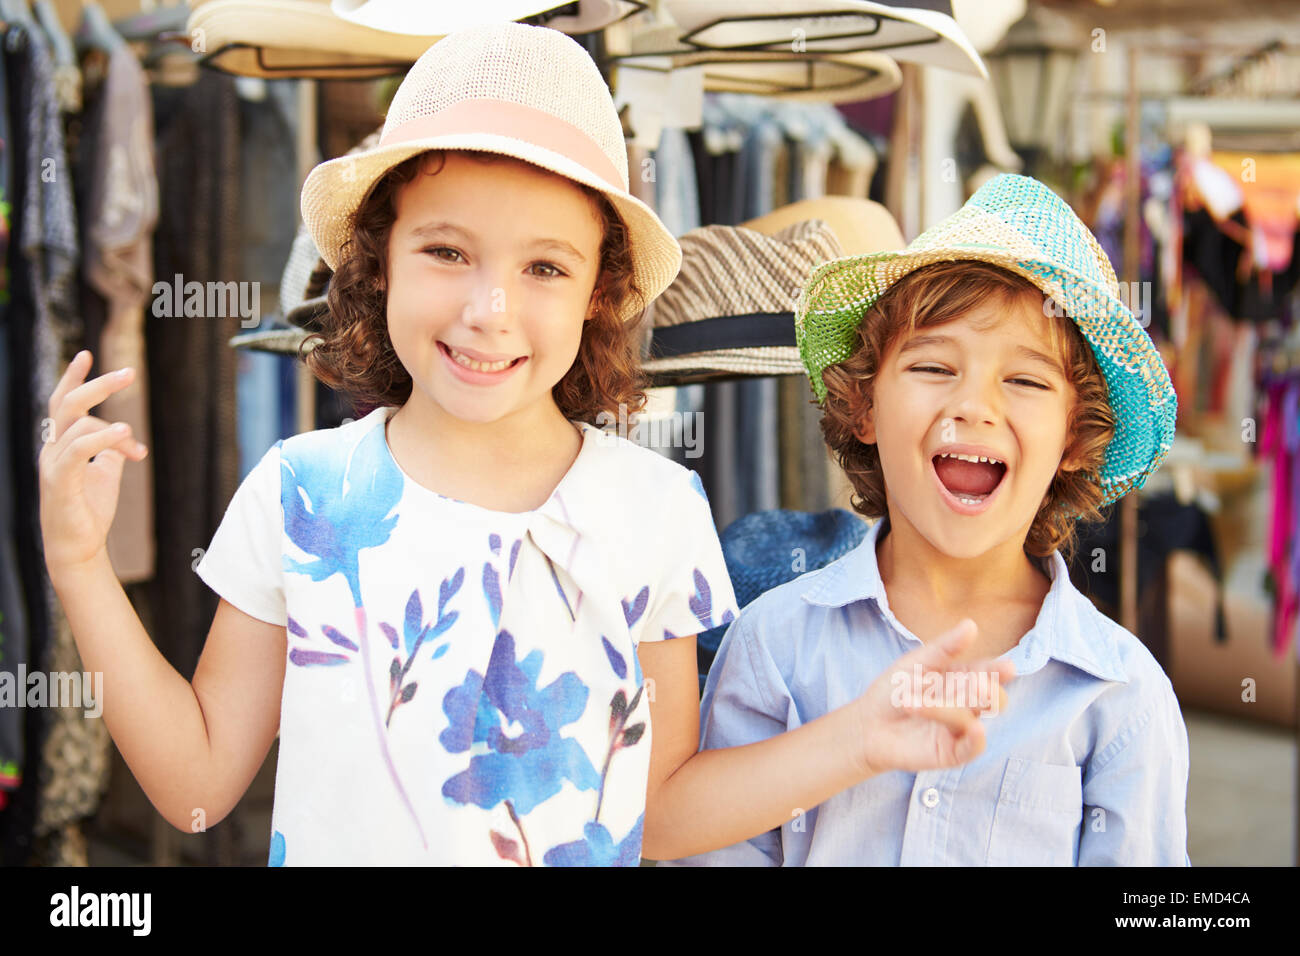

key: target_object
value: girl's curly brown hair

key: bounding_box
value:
[819,260,1116,562]
[303,149,648,424]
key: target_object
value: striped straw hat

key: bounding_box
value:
[643,219,842,383]
[796,173,1177,508]
[300,20,681,325]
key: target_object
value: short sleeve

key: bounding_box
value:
[637,469,739,644]
[194,442,287,627]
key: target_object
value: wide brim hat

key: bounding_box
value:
[187,0,438,78]
[795,173,1178,508]
[331,0,646,36]
[299,21,682,325]
[612,47,902,104]
[642,218,844,385]
[187,0,645,78]
[229,325,314,354]
[613,0,987,79]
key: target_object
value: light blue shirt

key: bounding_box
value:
[665,516,1191,867]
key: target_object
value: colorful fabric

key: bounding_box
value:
[196,407,738,865]
[1207,152,1300,274]
[1262,379,1300,657]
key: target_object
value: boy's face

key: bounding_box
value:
[385,152,604,427]
[856,289,1083,559]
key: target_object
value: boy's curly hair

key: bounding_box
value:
[819,260,1116,562]
[302,149,649,424]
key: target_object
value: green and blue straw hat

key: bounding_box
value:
[794,173,1177,508]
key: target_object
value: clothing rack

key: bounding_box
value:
[1102,37,1300,859]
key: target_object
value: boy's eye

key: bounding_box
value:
[423,246,462,262]
[911,366,1049,390]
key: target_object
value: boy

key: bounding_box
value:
[667,174,1189,866]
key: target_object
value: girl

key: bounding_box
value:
[39,22,1012,866]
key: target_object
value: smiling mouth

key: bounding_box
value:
[931,454,1008,506]
[439,342,526,373]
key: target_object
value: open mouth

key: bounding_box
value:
[931,452,1008,509]
[438,341,527,374]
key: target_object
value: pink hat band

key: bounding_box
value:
[379,98,626,192]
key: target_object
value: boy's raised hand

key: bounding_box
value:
[854,619,1015,777]
[39,351,149,573]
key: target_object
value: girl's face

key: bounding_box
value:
[385,152,604,428]
[858,291,1081,559]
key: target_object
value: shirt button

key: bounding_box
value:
[921,787,940,808]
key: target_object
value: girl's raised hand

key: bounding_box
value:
[38,351,149,573]
[854,619,1016,777]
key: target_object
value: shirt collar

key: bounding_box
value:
[801,515,1128,683]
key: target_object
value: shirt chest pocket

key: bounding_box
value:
[985,757,1083,866]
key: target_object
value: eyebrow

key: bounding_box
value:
[408,221,587,263]
[897,334,1063,375]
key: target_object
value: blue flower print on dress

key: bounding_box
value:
[280,424,402,607]
[688,568,735,633]
[543,815,645,867]
[284,615,355,666]
[601,637,627,679]
[379,570,463,726]
[621,586,648,628]
[440,631,600,816]
[268,830,286,867]
[599,586,649,679]
[687,470,709,503]
[278,424,429,848]
[596,684,645,822]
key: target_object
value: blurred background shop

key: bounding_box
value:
[0,0,1295,865]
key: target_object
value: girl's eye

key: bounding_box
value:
[911,365,952,376]
[529,262,567,279]
[420,248,565,279]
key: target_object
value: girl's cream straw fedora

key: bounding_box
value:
[299,21,682,324]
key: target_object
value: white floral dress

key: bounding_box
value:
[196,406,737,865]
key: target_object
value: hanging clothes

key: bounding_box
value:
[684,94,878,531]
[1260,376,1300,657]
[82,41,159,584]
[1203,151,1300,276]
[1178,149,1300,322]
[0,20,27,814]
[0,17,79,866]
[235,78,300,479]
[650,126,700,239]
[146,68,243,683]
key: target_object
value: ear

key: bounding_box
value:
[1058,445,1084,473]
[851,408,877,445]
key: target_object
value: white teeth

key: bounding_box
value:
[448,347,514,372]
[939,452,1004,466]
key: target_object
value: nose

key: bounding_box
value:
[456,273,514,336]
[947,367,1002,428]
